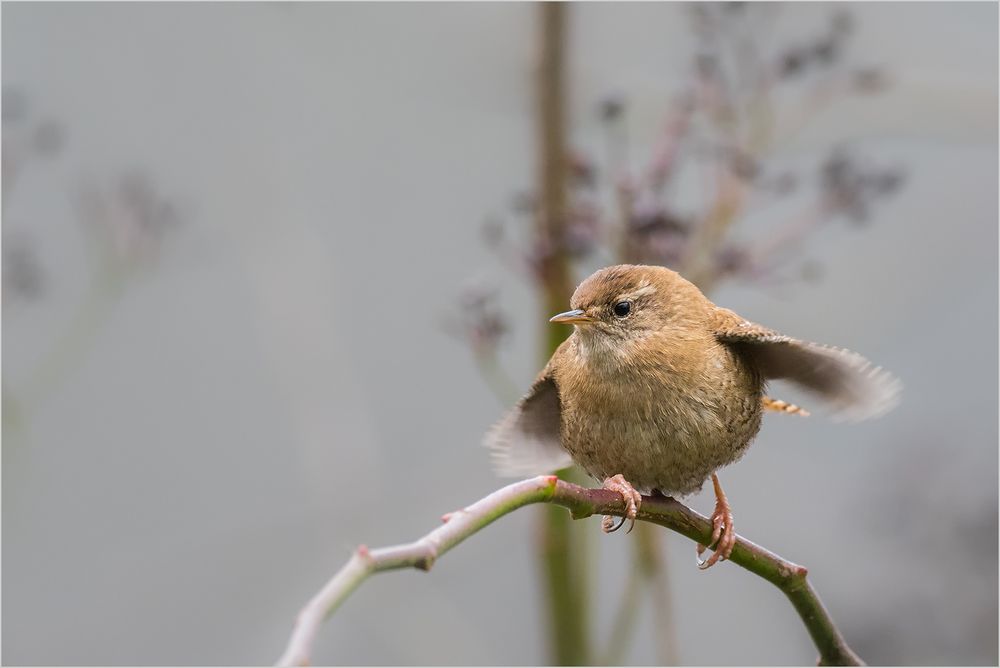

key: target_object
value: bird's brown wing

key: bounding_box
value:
[484,363,573,477]
[711,307,901,421]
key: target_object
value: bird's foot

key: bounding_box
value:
[601,474,642,534]
[696,473,736,570]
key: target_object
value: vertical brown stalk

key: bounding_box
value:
[535,3,591,665]
[635,523,680,664]
[536,2,573,326]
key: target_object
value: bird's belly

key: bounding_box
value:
[561,393,761,496]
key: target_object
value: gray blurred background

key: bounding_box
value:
[2,2,997,666]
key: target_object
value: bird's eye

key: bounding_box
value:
[613,301,631,318]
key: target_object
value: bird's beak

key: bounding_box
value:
[549,309,593,325]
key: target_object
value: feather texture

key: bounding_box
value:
[713,308,901,421]
[484,371,573,476]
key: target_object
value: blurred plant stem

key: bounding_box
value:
[644,525,680,665]
[534,4,593,665]
[472,351,521,407]
[682,172,745,292]
[14,259,125,427]
[599,549,644,666]
[600,522,679,665]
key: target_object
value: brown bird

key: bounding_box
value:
[486,264,899,569]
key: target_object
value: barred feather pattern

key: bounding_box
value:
[762,396,810,417]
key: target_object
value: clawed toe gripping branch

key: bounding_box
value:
[276,476,864,667]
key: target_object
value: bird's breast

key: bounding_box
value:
[556,337,763,495]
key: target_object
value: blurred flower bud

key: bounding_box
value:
[79,171,179,267]
[457,278,497,310]
[779,49,806,78]
[771,172,798,196]
[527,238,555,282]
[32,120,64,157]
[874,168,905,195]
[695,53,718,80]
[853,68,888,93]
[625,197,690,266]
[563,200,601,258]
[568,151,596,188]
[2,236,44,303]
[821,148,903,225]
[831,10,854,37]
[715,245,752,277]
[2,86,27,125]
[813,38,838,65]
[510,191,537,215]
[730,151,759,182]
[119,171,178,239]
[481,216,505,248]
[598,93,625,122]
[453,279,509,356]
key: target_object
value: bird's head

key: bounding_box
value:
[550,265,707,351]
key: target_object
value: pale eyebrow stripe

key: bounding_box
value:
[628,284,657,299]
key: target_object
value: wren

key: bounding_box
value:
[485,264,899,568]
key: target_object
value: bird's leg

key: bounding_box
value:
[696,473,736,570]
[762,395,810,417]
[601,474,642,534]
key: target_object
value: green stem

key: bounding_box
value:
[277,476,864,667]
[598,549,644,665]
[539,468,591,665]
[19,262,124,412]
[533,3,590,665]
[636,521,680,665]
